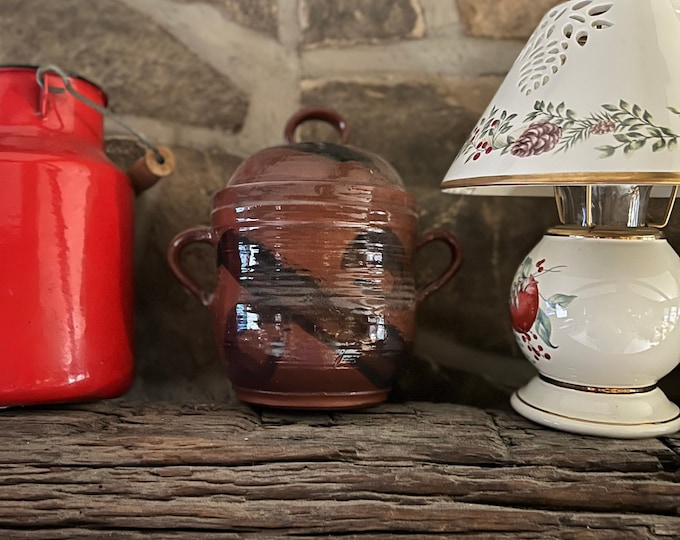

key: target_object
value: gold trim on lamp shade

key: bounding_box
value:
[440,171,680,191]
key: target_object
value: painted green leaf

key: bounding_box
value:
[519,257,533,279]
[546,293,577,309]
[643,110,653,123]
[652,139,666,152]
[669,138,678,151]
[596,145,616,157]
[602,103,618,112]
[614,134,630,143]
[632,104,642,117]
[661,127,677,137]
[623,143,633,155]
[507,113,518,122]
[534,100,542,111]
[535,309,557,349]
[629,139,645,150]
[619,99,630,112]
[501,110,507,120]
[669,106,680,116]
[556,102,565,115]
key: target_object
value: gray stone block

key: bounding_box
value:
[184,0,279,39]
[300,0,425,49]
[301,77,501,190]
[456,0,564,40]
[0,0,248,131]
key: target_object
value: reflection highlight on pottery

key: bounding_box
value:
[219,228,407,391]
[168,108,462,409]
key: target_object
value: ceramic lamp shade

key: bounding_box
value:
[440,0,680,438]
[441,0,680,189]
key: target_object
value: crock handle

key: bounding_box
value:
[283,107,350,144]
[167,226,218,307]
[415,229,463,305]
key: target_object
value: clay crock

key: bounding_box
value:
[168,108,462,409]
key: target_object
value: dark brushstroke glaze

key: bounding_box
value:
[167,108,462,409]
[218,229,405,390]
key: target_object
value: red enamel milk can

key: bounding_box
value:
[0,65,173,407]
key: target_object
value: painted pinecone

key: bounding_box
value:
[510,121,563,157]
[590,119,616,135]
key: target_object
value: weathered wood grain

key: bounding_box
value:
[0,401,677,538]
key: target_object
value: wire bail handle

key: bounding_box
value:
[36,64,175,193]
[36,64,166,166]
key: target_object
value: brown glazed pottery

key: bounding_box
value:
[167,108,462,409]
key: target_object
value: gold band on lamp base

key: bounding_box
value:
[511,376,680,439]
[505,232,680,438]
[537,374,658,394]
[546,226,663,241]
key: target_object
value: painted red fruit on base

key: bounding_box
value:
[510,275,539,333]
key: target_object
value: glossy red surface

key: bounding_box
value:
[0,67,134,406]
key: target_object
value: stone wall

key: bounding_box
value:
[3,0,678,404]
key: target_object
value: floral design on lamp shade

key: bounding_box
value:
[462,100,680,162]
[510,256,576,363]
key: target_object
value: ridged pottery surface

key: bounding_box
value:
[168,108,462,409]
[212,182,417,408]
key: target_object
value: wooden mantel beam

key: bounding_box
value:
[0,401,677,538]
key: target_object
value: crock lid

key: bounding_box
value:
[226,108,406,190]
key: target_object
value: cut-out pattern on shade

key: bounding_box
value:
[517,1,614,96]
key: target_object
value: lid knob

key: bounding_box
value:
[284,108,350,145]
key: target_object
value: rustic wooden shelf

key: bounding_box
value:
[0,401,678,538]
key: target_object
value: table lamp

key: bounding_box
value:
[441,0,680,438]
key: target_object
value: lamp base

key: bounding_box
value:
[511,376,680,438]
